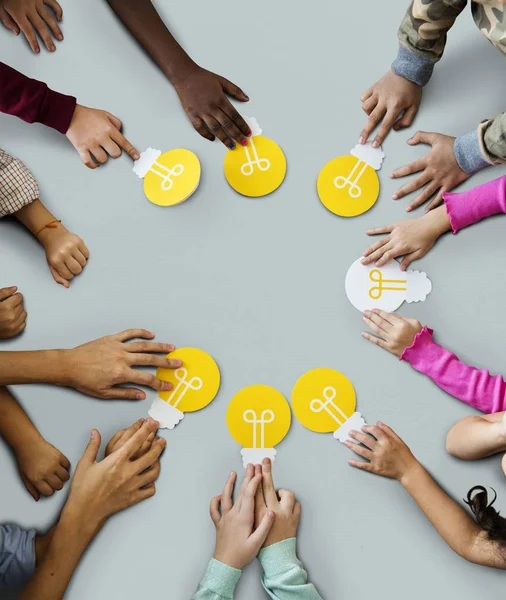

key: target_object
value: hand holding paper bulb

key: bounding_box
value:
[227,385,291,467]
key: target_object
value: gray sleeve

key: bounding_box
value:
[391,44,436,87]
[0,524,37,589]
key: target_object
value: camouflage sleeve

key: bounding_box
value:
[392,0,468,86]
[453,115,506,175]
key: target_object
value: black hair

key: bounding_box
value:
[465,486,506,546]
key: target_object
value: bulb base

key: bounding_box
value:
[333,411,365,444]
[240,448,276,468]
[148,396,184,430]
[132,148,161,179]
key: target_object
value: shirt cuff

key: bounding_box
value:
[258,538,299,578]
[0,525,36,589]
[399,326,434,364]
[391,44,435,87]
[38,87,77,135]
[197,558,241,598]
[454,130,490,174]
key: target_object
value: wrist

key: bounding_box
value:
[399,460,425,488]
[423,207,451,238]
[37,221,65,247]
[58,505,103,545]
[169,59,200,86]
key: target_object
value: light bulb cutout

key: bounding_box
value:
[224,117,286,197]
[292,368,365,444]
[148,347,220,429]
[133,147,201,206]
[345,257,432,312]
[317,142,385,217]
[226,384,291,467]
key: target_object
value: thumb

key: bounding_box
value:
[249,511,275,549]
[83,430,101,464]
[219,76,249,102]
[49,265,70,288]
[407,130,433,146]
[0,286,17,301]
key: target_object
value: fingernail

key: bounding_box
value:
[241,139,248,146]
[358,136,364,144]
[167,345,175,351]
[9,286,17,292]
[171,359,183,368]
[50,45,55,52]
[162,381,173,391]
[363,310,370,315]
[406,206,412,212]
[229,143,235,150]
[372,140,379,148]
[35,48,40,53]
[57,34,63,40]
[389,173,394,178]
[133,152,140,160]
[136,391,144,400]
[392,194,398,200]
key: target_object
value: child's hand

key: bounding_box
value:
[173,66,251,149]
[0,0,62,53]
[359,70,422,147]
[362,309,422,357]
[254,459,300,548]
[65,104,140,169]
[16,435,71,501]
[0,286,27,338]
[106,418,157,460]
[362,207,451,270]
[346,422,419,484]
[391,131,470,212]
[211,466,275,569]
[37,223,89,288]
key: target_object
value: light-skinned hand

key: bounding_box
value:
[173,65,251,149]
[362,309,422,357]
[0,286,27,338]
[106,418,157,460]
[346,421,419,485]
[254,459,300,548]
[61,330,182,400]
[362,205,451,270]
[37,223,89,288]
[0,0,62,53]
[211,465,275,569]
[359,69,422,147]
[391,131,470,212]
[65,105,140,169]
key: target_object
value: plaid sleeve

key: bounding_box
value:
[0,148,39,217]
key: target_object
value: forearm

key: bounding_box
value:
[14,199,56,237]
[446,414,506,460]
[0,350,70,386]
[0,387,43,451]
[18,511,100,600]
[191,559,241,599]
[105,0,196,83]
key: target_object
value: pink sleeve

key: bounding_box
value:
[400,327,506,414]
[443,175,506,233]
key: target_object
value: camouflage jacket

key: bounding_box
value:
[391,1,506,174]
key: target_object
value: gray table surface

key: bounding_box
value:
[1,1,506,598]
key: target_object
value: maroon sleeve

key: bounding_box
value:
[0,61,76,134]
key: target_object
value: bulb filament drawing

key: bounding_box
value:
[240,138,271,176]
[243,409,275,448]
[167,368,203,408]
[368,269,407,300]
[333,159,368,198]
[149,161,184,190]
[310,386,350,426]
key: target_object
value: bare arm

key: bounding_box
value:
[446,413,506,460]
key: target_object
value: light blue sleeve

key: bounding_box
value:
[0,524,36,589]
[191,558,241,599]
[258,538,323,600]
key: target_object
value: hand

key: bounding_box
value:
[64,419,164,528]
[362,310,422,357]
[173,65,251,149]
[37,223,89,288]
[61,330,182,400]
[15,435,70,501]
[362,206,451,270]
[0,286,27,338]
[0,0,62,53]
[359,70,422,147]
[65,104,140,169]
[254,459,300,548]
[106,418,157,460]
[391,132,470,212]
[210,465,275,569]
[346,421,419,484]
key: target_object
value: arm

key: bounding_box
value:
[446,412,506,460]
[259,539,322,600]
[348,422,506,569]
[191,560,241,600]
[0,524,36,588]
[454,112,506,175]
[0,62,75,134]
[393,0,467,87]
[0,147,39,218]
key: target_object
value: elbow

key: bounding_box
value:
[445,428,460,458]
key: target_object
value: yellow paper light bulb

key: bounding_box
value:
[224,117,286,197]
[226,384,291,467]
[148,348,220,429]
[133,147,201,206]
[291,368,365,443]
[317,143,384,217]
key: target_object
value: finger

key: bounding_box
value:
[362,424,388,442]
[349,430,376,450]
[126,342,176,355]
[78,240,90,259]
[190,117,215,142]
[119,420,159,459]
[377,421,403,442]
[45,474,64,491]
[22,476,40,501]
[294,501,301,522]
[83,430,101,463]
[375,245,404,267]
[221,471,236,513]
[38,4,62,42]
[219,102,250,137]
[128,370,172,393]
[54,260,74,281]
[73,249,88,268]
[248,511,275,548]
[44,0,63,21]
[101,137,122,160]
[393,173,430,201]
[370,309,403,325]
[360,86,373,103]
[261,458,278,508]
[399,250,423,271]
[4,292,24,308]
[362,314,386,336]
[134,437,166,472]
[129,353,182,369]
[131,431,155,459]
[0,286,17,301]
[18,18,40,53]
[373,108,401,146]
[344,440,373,460]
[278,489,296,510]
[363,310,392,332]
[91,146,108,165]
[361,331,389,350]
[359,104,386,143]
[49,265,69,287]
[106,387,145,401]
[219,76,249,103]
[254,465,265,508]
[65,256,83,276]
[36,480,54,496]
[406,182,440,213]
[217,107,247,145]
[115,329,155,343]
[241,473,262,514]
[204,114,235,149]
[80,149,98,169]
[110,128,140,161]
[365,225,394,237]
[116,419,145,451]
[361,240,392,265]
[361,95,377,116]
[59,454,71,470]
[210,495,221,524]
[393,104,418,131]
[28,12,55,51]
[55,465,70,481]
[407,130,435,146]
[138,460,161,487]
[0,7,19,34]
[424,189,444,213]
[134,483,156,503]
[237,464,255,505]
[348,459,373,472]
[390,158,426,180]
